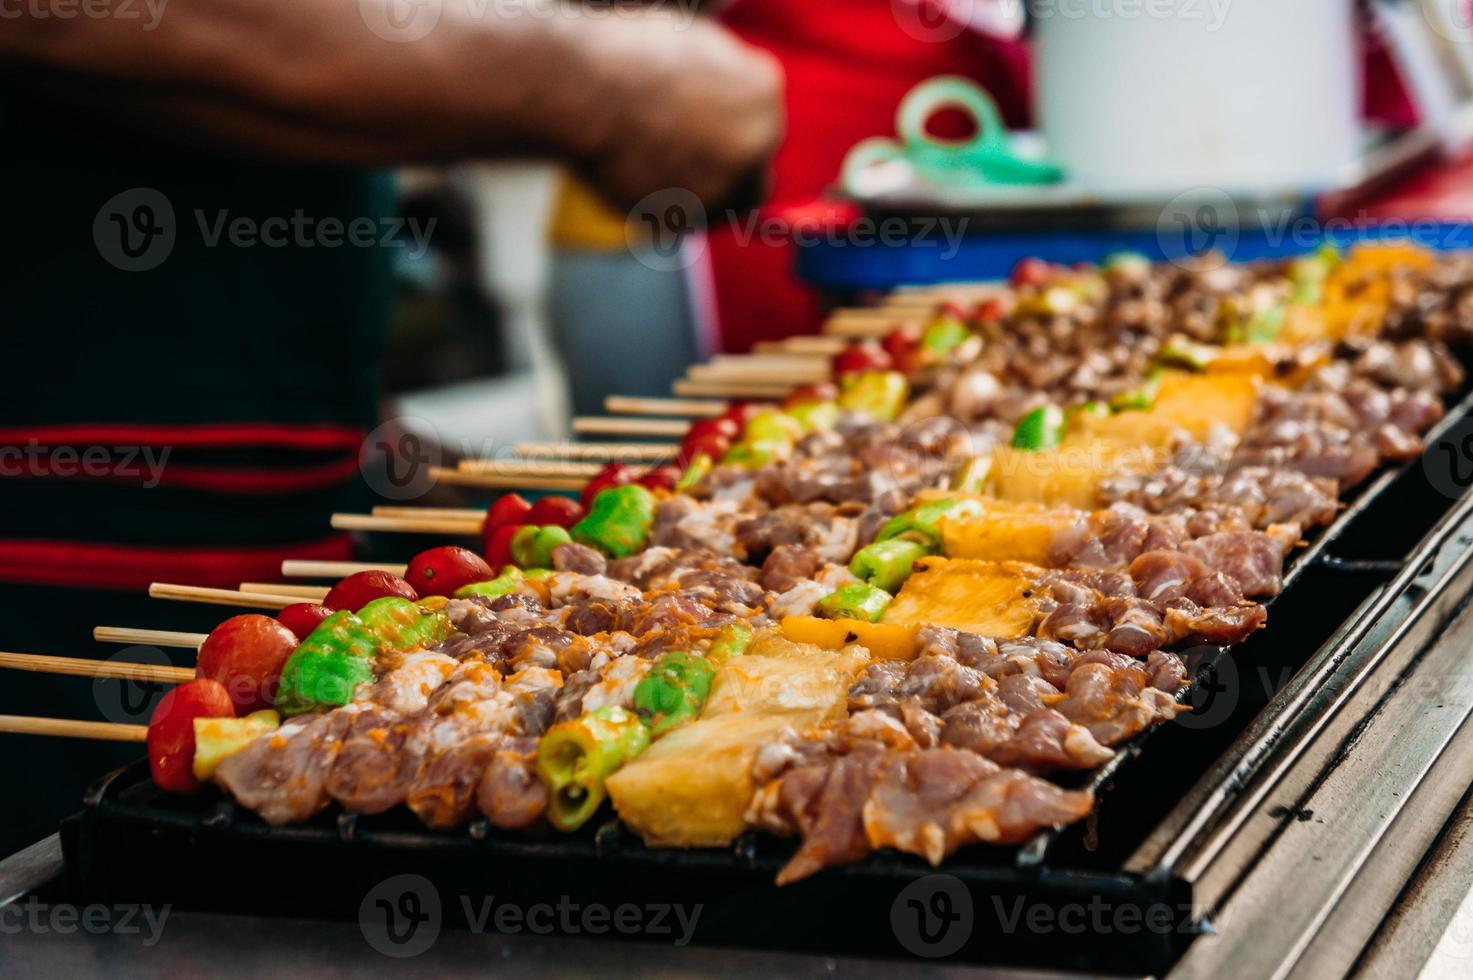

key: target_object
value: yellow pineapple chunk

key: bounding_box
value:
[936,497,1079,565]
[988,443,1159,509]
[1070,371,1259,445]
[779,616,919,660]
[192,710,280,781]
[881,557,1040,638]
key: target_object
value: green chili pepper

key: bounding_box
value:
[849,538,930,593]
[510,524,573,569]
[537,705,651,831]
[1109,371,1164,413]
[632,651,716,737]
[877,497,984,551]
[1289,243,1340,303]
[571,484,656,558]
[1157,338,1219,371]
[1011,405,1065,449]
[357,597,451,651]
[706,622,753,664]
[453,566,524,599]
[921,315,970,355]
[675,452,712,492]
[836,370,909,422]
[274,611,378,716]
[815,582,893,623]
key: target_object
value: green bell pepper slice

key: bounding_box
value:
[453,566,524,599]
[510,524,573,569]
[675,452,713,491]
[706,622,753,664]
[849,538,930,593]
[877,496,984,551]
[571,484,656,558]
[948,455,992,494]
[1109,371,1163,413]
[787,399,839,434]
[1157,338,1219,371]
[921,315,971,355]
[357,596,451,651]
[536,705,651,832]
[836,370,909,422]
[1011,405,1065,450]
[274,611,379,716]
[632,651,716,737]
[815,582,893,623]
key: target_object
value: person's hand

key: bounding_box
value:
[573,13,784,214]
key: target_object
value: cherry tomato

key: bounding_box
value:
[485,493,533,532]
[974,296,1008,322]
[938,300,970,320]
[526,496,585,529]
[323,570,418,612]
[880,326,920,365]
[638,464,681,492]
[782,382,839,410]
[407,545,494,598]
[832,342,892,376]
[719,402,764,428]
[483,522,525,569]
[1010,257,1052,288]
[276,602,333,641]
[685,418,739,443]
[580,462,636,508]
[196,614,299,712]
[678,434,731,467]
[147,677,235,793]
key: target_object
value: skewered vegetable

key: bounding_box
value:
[406,546,494,597]
[814,582,893,622]
[633,651,717,736]
[537,705,651,832]
[196,614,299,712]
[147,678,235,793]
[571,484,656,557]
[323,570,418,612]
[510,525,573,569]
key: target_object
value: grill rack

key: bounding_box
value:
[59,386,1473,975]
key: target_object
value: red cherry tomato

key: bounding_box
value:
[323,570,418,612]
[525,496,585,529]
[1010,257,1052,288]
[485,493,534,532]
[196,614,299,712]
[881,326,920,364]
[938,300,970,321]
[276,602,333,641]
[678,434,731,467]
[719,402,764,428]
[637,464,681,492]
[685,418,739,443]
[406,545,494,598]
[147,677,235,793]
[483,522,525,569]
[832,342,892,376]
[974,296,1008,322]
[580,462,636,508]
[782,382,839,410]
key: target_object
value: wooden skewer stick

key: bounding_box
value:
[512,442,677,462]
[373,506,486,522]
[239,583,332,600]
[440,459,604,478]
[148,583,304,611]
[281,560,407,579]
[685,363,828,384]
[0,716,147,742]
[93,627,208,650]
[673,379,795,398]
[571,417,688,438]
[752,335,846,355]
[604,396,725,417]
[331,513,482,535]
[0,652,194,684]
[430,467,588,492]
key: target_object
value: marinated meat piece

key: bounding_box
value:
[324,707,419,815]
[846,660,909,714]
[770,747,889,885]
[630,593,719,635]
[987,709,1114,773]
[215,710,355,825]
[760,544,822,593]
[1055,661,1186,744]
[939,698,1016,755]
[551,541,607,576]
[408,735,500,828]
[477,735,547,829]
[1181,531,1286,597]
[553,668,599,722]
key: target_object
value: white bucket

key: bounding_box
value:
[1034,0,1361,193]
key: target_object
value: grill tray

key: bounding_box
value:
[59,387,1473,974]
